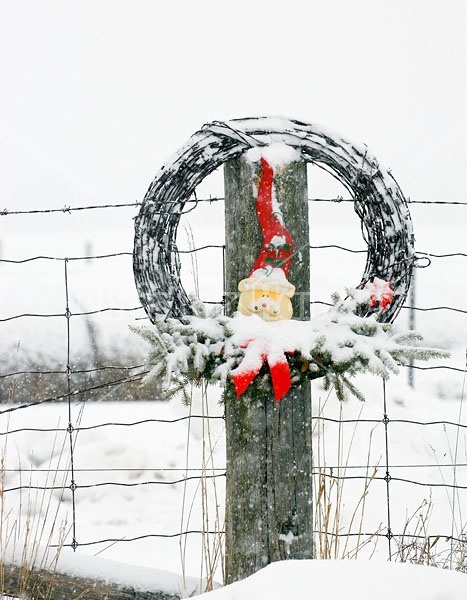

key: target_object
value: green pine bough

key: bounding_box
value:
[132,290,449,403]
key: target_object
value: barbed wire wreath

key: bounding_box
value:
[132,117,442,402]
[133,116,414,325]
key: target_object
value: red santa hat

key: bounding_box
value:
[239,157,295,295]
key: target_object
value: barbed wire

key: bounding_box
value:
[1,196,466,218]
[1,202,142,215]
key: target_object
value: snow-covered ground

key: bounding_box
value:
[197,559,467,600]
[2,378,467,596]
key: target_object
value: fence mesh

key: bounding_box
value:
[0,189,466,580]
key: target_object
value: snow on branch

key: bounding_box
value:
[132,288,449,403]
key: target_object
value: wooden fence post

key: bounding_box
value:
[223,155,313,584]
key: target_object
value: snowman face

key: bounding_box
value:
[237,288,293,321]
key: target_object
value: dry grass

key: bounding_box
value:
[179,382,224,594]
[0,428,70,599]
[199,382,224,590]
[394,360,467,572]
[178,225,225,593]
[395,498,441,567]
[313,391,382,560]
[313,379,467,572]
[395,497,467,572]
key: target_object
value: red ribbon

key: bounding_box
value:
[231,350,292,402]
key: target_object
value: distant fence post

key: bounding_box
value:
[408,267,416,388]
[223,155,313,584]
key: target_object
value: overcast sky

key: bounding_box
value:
[1,0,466,213]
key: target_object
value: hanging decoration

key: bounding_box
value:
[237,157,295,322]
[234,156,296,398]
[133,117,445,402]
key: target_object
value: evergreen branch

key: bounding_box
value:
[131,291,450,403]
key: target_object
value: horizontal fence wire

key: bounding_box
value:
[3,464,467,492]
[1,243,465,321]
[5,362,463,380]
[4,415,466,436]
[1,197,466,568]
[1,196,467,217]
[4,473,227,494]
[49,530,466,552]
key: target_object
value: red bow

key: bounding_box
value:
[364,277,395,309]
[231,340,293,401]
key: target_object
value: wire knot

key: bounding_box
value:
[413,254,432,269]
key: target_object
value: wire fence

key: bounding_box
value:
[0,195,466,578]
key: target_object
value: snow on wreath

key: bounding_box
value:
[132,287,448,404]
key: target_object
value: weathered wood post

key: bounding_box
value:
[224,155,313,584]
